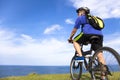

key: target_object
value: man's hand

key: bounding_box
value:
[68,28,77,43]
[68,39,73,43]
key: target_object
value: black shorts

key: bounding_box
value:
[74,32,103,51]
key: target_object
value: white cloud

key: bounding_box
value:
[20,34,36,44]
[0,28,120,66]
[65,18,74,24]
[104,33,120,53]
[70,0,120,19]
[21,34,33,40]
[0,29,15,40]
[44,24,62,34]
[0,28,74,65]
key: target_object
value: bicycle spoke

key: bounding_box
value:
[92,47,120,80]
[70,59,82,80]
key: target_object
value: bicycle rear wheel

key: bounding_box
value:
[70,56,82,80]
[92,47,120,80]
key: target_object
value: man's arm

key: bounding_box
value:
[68,28,77,43]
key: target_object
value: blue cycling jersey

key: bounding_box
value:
[74,15,103,35]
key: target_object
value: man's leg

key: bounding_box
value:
[92,35,105,64]
[97,52,106,65]
[73,41,84,62]
[73,41,82,56]
[73,33,84,62]
[98,53,107,80]
[73,32,84,56]
[91,35,107,79]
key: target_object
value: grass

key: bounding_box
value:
[0,72,120,80]
[0,73,91,80]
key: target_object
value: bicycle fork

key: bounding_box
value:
[84,56,96,80]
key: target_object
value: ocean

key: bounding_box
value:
[0,65,70,78]
[0,65,119,78]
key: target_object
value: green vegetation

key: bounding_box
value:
[0,72,120,80]
[0,73,91,80]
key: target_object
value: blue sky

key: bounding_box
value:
[0,0,120,66]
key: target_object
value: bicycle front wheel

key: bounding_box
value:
[92,47,120,80]
[70,56,82,80]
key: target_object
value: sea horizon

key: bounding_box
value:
[0,64,119,78]
[0,65,71,78]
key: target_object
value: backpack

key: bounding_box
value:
[86,14,105,30]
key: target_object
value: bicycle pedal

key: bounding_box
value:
[75,60,84,63]
[85,54,92,58]
[103,65,112,76]
[106,70,112,76]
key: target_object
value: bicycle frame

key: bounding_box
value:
[74,44,93,71]
[70,36,120,80]
[83,54,93,71]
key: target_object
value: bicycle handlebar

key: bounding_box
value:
[68,39,73,43]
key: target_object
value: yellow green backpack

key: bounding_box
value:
[87,14,105,30]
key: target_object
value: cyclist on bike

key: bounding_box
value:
[68,7,106,68]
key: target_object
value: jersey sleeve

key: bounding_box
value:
[74,17,82,29]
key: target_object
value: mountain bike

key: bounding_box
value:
[70,36,120,80]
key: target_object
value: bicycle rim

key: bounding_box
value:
[70,57,82,80]
[92,47,120,80]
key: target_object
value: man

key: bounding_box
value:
[68,7,106,80]
[68,7,105,66]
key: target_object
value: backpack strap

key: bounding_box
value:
[81,24,84,32]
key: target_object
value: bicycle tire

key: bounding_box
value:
[70,56,82,80]
[91,47,120,80]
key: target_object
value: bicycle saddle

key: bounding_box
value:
[89,35,100,43]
